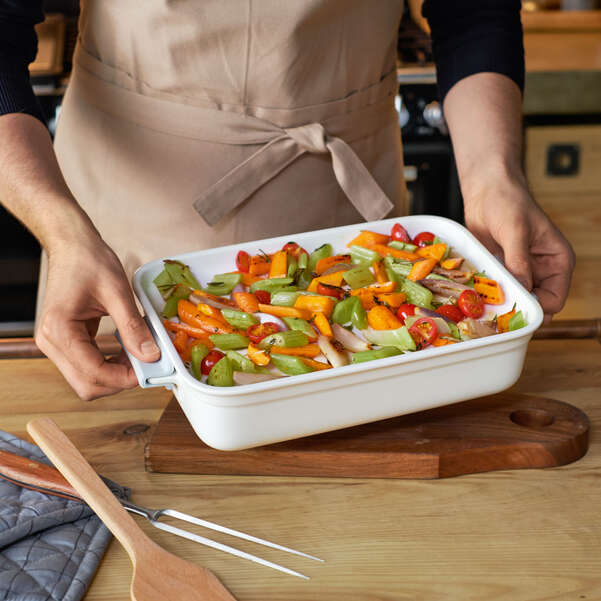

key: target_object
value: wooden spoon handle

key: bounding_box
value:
[27,417,149,561]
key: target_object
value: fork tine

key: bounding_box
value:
[159,508,324,562]
[150,519,309,579]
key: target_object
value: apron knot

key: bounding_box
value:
[284,123,329,154]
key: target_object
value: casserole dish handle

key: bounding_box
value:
[115,317,176,389]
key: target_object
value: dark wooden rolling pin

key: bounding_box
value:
[0,319,599,360]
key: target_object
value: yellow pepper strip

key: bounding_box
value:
[307,271,345,292]
[416,243,448,262]
[294,295,336,319]
[313,312,333,337]
[269,250,288,279]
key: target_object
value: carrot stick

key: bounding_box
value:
[191,290,237,308]
[440,257,463,270]
[372,244,419,261]
[269,344,321,358]
[432,337,458,347]
[178,299,236,334]
[162,320,215,345]
[196,303,228,324]
[372,260,388,283]
[173,330,190,361]
[350,281,396,295]
[408,258,437,282]
[300,357,332,370]
[257,303,312,320]
[233,292,260,313]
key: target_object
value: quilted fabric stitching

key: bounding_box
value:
[0,431,129,601]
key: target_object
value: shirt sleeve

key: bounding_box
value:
[421,0,525,103]
[0,0,45,123]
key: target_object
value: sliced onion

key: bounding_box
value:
[317,335,349,368]
[458,318,497,339]
[419,278,472,299]
[255,313,288,331]
[233,371,283,385]
[331,323,371,352]
[232,283,246,294]
[433,267,473,284]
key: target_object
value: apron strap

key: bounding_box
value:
[193,121,395,226]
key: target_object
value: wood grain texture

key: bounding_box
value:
[0,335,122,359]
[27,417,237,601]
[2,339,601,601]
[145,394,589,478]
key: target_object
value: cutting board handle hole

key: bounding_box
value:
[510,409,555,429]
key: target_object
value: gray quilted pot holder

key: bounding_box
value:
[0,430,130,601]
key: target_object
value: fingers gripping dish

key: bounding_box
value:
[154,223,529,387]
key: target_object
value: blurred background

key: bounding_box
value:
[2,0,600,337]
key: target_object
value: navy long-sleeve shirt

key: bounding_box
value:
[0,0,524,125]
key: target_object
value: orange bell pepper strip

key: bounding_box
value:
[376,292,407,309]
[347,230,390,249]
[440,257,463,270]
[249,254,271,276]
[473,276,505,305]
[233,291,260,313]
[432,336,458,347]
[372,244,419,262]
[177,299,236,335]
[312,312,333,337]
[247,343,271,366]
[269,344,321,358]
[257,303,312,320]
[162,320,215,345]
[352,291,377,310]
[300,357,332,371]
[350,281,396,295]
[367,305,403,330]
[497,307,516,333]
[269,250,288,279]
[372,260,388,284]
[294,295,336,319]
[173,330,190,361]
[314,254,352,276]
[408,258,437,282]
[416,243,448,262]
[307,271,345,292]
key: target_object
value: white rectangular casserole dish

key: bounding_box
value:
[125,215,543,451]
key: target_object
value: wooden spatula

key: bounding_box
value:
[27,417,237,601]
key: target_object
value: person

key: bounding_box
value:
[0,0,574,401]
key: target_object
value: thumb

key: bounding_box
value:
[500,223,533,291]
[106,288,161,363]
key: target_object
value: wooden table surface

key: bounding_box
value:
[2,338,600,601]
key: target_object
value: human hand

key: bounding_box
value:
[463,179,575,322]
[35,231,161,400]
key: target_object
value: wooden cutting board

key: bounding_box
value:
[145,393,589,479]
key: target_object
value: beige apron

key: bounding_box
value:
[39,0,408,330]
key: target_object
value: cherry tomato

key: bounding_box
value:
[316,283,345,300]
[246,322,281,344]
[408,317,438,349]
[391,223,411,243]
[235,250,250,273]
[458,289,485,319]
[436,304,464,323]
[412,231,435,248]
[201,350,225,376]
[396,303,416,325]
[254,290,271,304]
[282,242,308,259]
